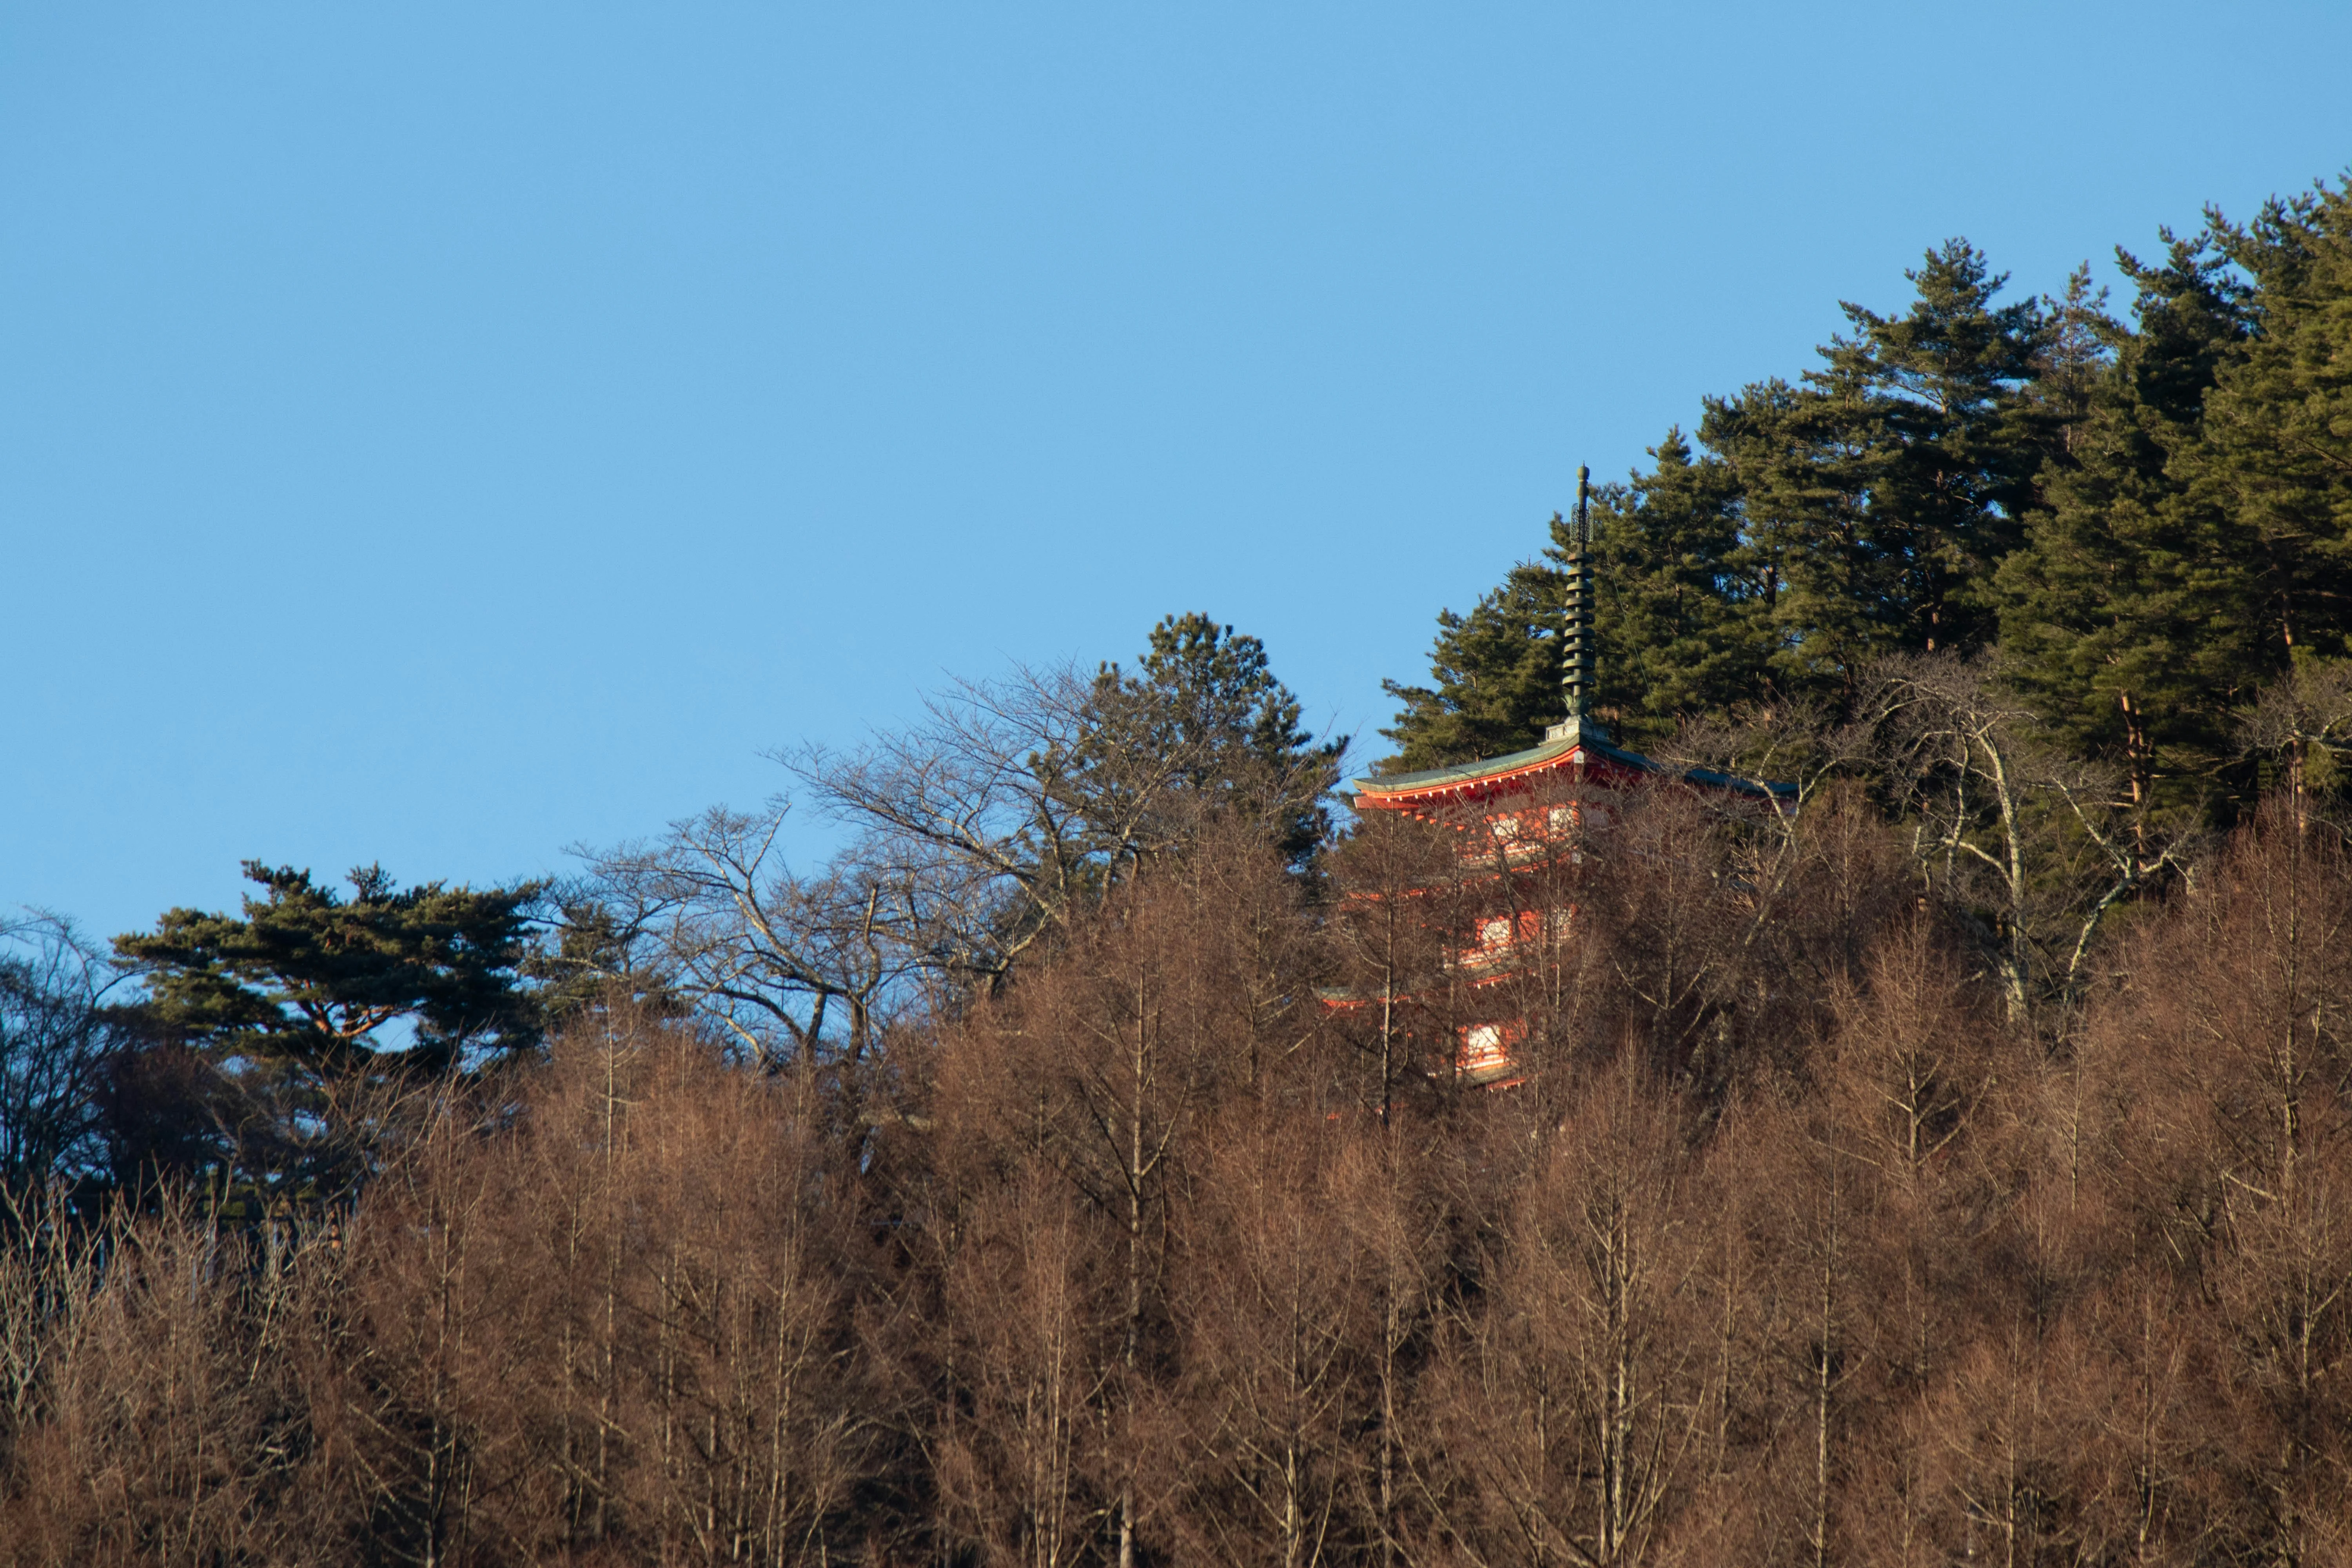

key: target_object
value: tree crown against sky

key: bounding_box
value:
[576,613,1347,1078]
[1384,238,2067,769]
[1384,180,2352,824]
[1065,612,1347,872]
[111,861,545,1081]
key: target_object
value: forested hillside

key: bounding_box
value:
[1385,179,2352,817]
[3,174,2351,1566]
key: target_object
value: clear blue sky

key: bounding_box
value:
[5,2,2347,938]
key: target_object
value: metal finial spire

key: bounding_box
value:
[1558,463,1600,730]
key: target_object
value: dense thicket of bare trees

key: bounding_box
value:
[9,793,2352,1565]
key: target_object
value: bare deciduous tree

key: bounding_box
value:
[1426,1062,1712,1567]
[1871,653,2203,1014]
[587,654,1343,1081]
[21,788,2352,1563]
[929,1169,1116,1568]
[587,806,932,1070]
[1172,1116,1368,1568]
[0,915,125,1223]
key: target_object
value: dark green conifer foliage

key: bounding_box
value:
[1997,185,2352,810]
[1578,430,1773,747]
[1385,243,2060,770]
[113,862,545,1080]
[1714,241,2053,697]
[2190,184,2352,671]
[1700,375,1878,699]
[1379,560,1567,770]
[1074,612,1345,868]
[1996,228,2256,795]
[1380,439,1779,769]
[2031,264,2120,455]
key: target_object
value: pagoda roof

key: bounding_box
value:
[1348,717,1793,810]
[1352,733,1581,804]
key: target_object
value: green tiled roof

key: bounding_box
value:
[1352,734,1578,795]
[1350,716,1795,802]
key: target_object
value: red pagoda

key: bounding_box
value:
[1343,467,1789,1086]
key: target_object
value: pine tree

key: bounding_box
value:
[1580,430,1773,747]
[2032,264,2120,461]
[2190,183,2352,674]
[1379,558,1568,771]
[114,862,545,1075]
[1072,613,1346,868]
[1995,227,2255,803]
[112,862,546,1198]
[1702,374,1887,701]
[1713,241,2052,697]
[1996,185,2352,813]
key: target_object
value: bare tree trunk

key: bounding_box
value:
[1119,985,1147,1568]
[1379,1279,1398,1568]
[1811,1154,1842,1568]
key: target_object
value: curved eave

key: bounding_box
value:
[1348,730,1796,813]
[1348,735,1587,811]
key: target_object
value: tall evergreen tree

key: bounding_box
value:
[1379,435,1774,770]
[2190,183,2352,675]
[1379,559,1568,771]
[1700,374,1884,699]
[1998,184,2352,813]
[1071,612,1346,868]
[2032,263,2122,460]
[1713,241,2053,697]
[1580,430,1773,746]
[1996,227,2256,802]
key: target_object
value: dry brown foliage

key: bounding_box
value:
[9,804,2352,1564]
